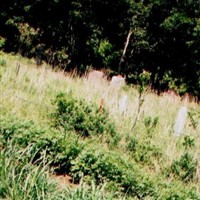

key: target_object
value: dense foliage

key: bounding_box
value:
[51,92,117,140]
[0,0,199,97]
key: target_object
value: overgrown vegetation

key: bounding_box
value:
[51,92,118,140]
[0,52,200,199]
[0,142,115,200]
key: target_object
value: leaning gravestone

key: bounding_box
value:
[119,94,128,113]
[110,75,125,90]
[174,105,188,136]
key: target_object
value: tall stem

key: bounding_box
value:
[118,29,133,73]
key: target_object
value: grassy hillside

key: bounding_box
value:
[0,51,200,199]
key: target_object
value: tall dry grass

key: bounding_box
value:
[1,51,200,197]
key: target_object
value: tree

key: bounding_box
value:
[0,0,199,98]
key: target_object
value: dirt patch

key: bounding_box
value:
[51,174,79,189]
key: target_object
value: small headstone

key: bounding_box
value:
[119,94,128,113]
[110,75,125,90]
[174,106,188,136]
[87,70,105,81]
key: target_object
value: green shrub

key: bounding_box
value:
[144,115,159,137]
[0,37,6,48]
[0,114,83,174]
[70,152,123,184]
[0,143,116,200]
[121,172,157,198]
[0,55,6,79]
[0,56,6,67]
[188,108,200,130]
[126,136,162,165]
[183,136,195,150]
[51,92,118,139]
[163,185,200,200]
[170,152,197,182]
[134,143,162,165]
[126,136,138,152]
[0,114,158,198]
[70,150,158,198]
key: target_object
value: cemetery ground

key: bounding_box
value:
[0,51,200,199]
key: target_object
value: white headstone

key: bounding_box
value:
[110,75,125,90]
[174,106,188,136]
[119,94,128,113]
[88,70,104,81]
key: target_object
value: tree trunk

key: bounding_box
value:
[118,29,133,73]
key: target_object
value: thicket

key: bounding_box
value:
[51,92,118,141]
[0,0,199,98]
[0,144,115,200]
[0,112,157,199]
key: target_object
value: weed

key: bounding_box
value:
[170,152,197,182]
[188,108,200,130]
[126,135,162,165]
[144,115,159,137]
[126,136,138,152]
[131,70,151,129]
[0,57,6,66]
[183,136,195,150]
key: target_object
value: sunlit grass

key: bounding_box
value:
[0,51,200,198]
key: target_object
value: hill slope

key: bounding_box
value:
[0,51,200,199]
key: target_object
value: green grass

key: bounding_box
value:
[0,51,200,199]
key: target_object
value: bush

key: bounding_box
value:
[188,108,200,130]
[126,136,162,165]
[183,136,195,150]
[163,185,200,200]
[126,136,138,152]
[144,115,159,137]
[0,114,158,198]
[121,171,157,198]
[0,114,83,174]
[70,150,158,198]
[51,92,118,139]
[0,143,116,200]
[0,37,6,49]
[170,152,197,182]
[70,152,123,184]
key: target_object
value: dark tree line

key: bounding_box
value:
[0,0,199,98]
